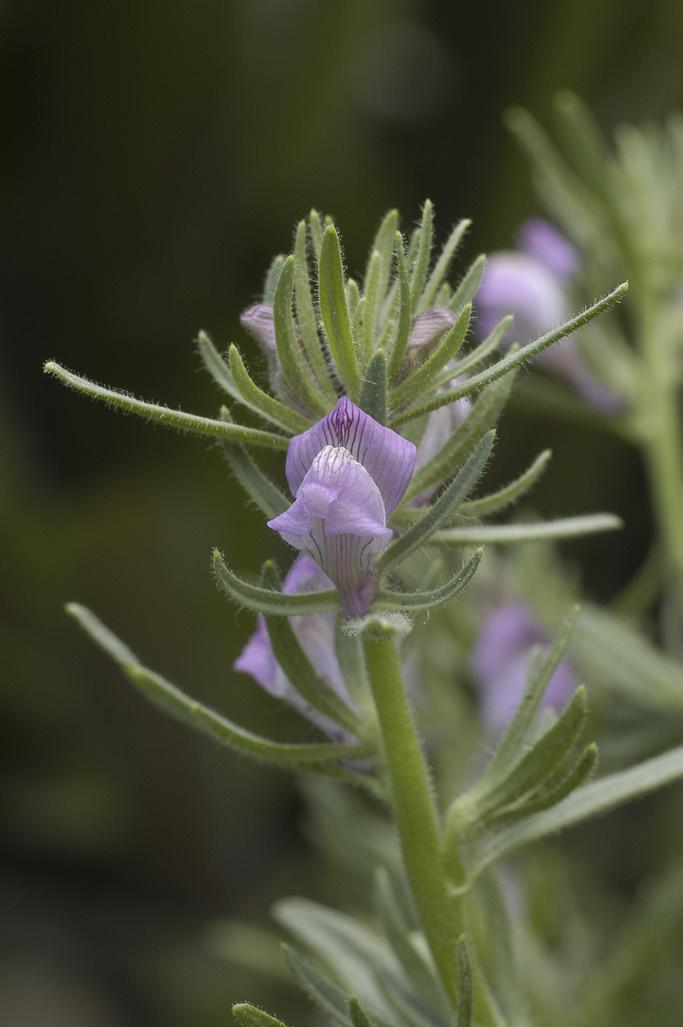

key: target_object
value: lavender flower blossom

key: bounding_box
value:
[234,555,354,742]
[476,219,623,413]
[240,303,277,355]
[407,307,457,350]
[471,601,577,734]
[268,397,416,615]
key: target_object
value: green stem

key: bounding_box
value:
[362,632,460,1007]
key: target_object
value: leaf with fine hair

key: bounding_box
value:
[274,256,329,416]
[409,199,434,307]
[367,208,399,307]
[263,253,286,304]
[418,218,471,313]
[213,552,340,616]
[459,450,552,518]
[232,1005,289,1027]
[390,303,472,410]
[261,565,362,736]
[379,432,494,571]
[390,282,629,426]
[361,249,383,364]
[218,425,289,520]
[284,947,355,1027]
[441,315,512,382]
[375,550,484,612]
[44,361,289,450]
[359,351,387,424]
[387,232,412,377]
[66,603,365,769]
[447,254,486,315]
[228,345,310,433]
[456,937,473,1027]
[432,514,622,546]
[319,224,362,398]
[349,998,376,1027]
[405,370,516,500]
[293,220,337,399]
[196,330,242,401]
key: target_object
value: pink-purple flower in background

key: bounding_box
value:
[471,600,577,734]
[268,397,416,615]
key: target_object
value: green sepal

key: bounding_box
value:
[66,603,364,769]
[196,330,241,401]
[293,220,337,400]
[378,432,494,571]
[213,552,340,616]
[387,231,412,377]
[418,217,471,312]
[232,1005,289,1027]
[261,564,363,736]
[274,256,329,416]
[456,937,473,1027]
[432,514,622,546]
[404,371,515,500]
[44,361,290,450]
[319,224,362,398]
[228,345,310,433]
[375,549,483,612]
[459,449,552,518]
[359,351,387,424]
[391,282,629,426]
[218,436,289,519]
[409,199,434,307]
[447,254,486,315]
[389,303,472,411]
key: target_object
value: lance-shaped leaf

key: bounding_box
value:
[456,937,473,1027]
[319,224,362,398]
[285,946,355,1027]
[439,315,512,382]
[196,330,242,400]
[264,253,286,304]
[362,249,383,363]
[389,303,472,410]
[378,432,494,572]
[232,1007,289,1027]
[349,998,377,1027]
[405,371,515,501]
[366,208,399,306]
[390,282,629,426]
[468,743,683,883]
[293,219,337,400]
[228,344,310,433]
[459,450,552,518]
[44,361,289,450]
[261,564,363,736]
[309,209,324,259]
[359,351,387,425]
[418,218,471,313]
[432,514,622,546]
[274,256,329,416]
[218,408,290,519]
[409,199,434,307]
[387,232,412,376]
[375,549,483,612]
[66,603,364,769]
[447,254,486,315]
[488,742,597,826]
[213,551,340,616]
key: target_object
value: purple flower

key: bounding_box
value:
[268,397,416,615]
[476,220,623,413]
[407,308,457,350]
[234,555,354,742]
[471,601,577,734]
[411,374,471,504]
[240,303,277,355]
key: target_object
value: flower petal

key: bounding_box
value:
[407,308,457,350]
[286,397,416,514]
[240,303,277,354]
[518,218,579,282]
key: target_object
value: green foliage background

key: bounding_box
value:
[2,2,682,1024]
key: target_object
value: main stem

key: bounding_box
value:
[363,632,460,1008]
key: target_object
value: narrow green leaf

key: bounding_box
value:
[264,254,286,304]
[261,565,362,735]
[447,254,486,315]
[233,1005,289,1027]
[366,208,399,302]
[285,947,358,1027]
[378,433,494,571]
[390,303,472,411]
[228,345,310,433]
[405,369,515,500]
[219,409,290,519]
[319,224,361,398]
[359,351,387,424]
[470,744,683,880]
[456,937,473,1027]
[213,551,340,615]
[387,232,412,377]
[349,998,376,1027]
[294,220,336,399]
[309,209,324,260]
[196,330,242,401]
[409,199,434,307]
[491,742,598,823]
[362,250,383,362]
[391,282,629,426]
[418,218,471,313]
[274,256,328,416]
[443,316,512,381]
[375,550,483,611]
[459,450,552,518]
[44,361,289,450]
[66,603,363,768]
[433,514,622,546]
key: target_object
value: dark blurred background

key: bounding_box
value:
[2,2,683,1024]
